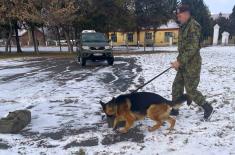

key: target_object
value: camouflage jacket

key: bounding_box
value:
[177,18,202,77]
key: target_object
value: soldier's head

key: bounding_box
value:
[176,5,191,24]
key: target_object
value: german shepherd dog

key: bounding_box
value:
[100,92,191,133]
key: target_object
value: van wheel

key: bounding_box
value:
[80,57,86,66]
[107,57,114,66]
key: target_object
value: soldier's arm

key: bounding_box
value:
[177,24,201,67]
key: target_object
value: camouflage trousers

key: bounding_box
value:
[172,71,206,109]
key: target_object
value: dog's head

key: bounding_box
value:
[100,97,116,117]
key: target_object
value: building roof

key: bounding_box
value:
[140,20,179,31]
[18,29,28,36]
[158,20,179,30]
[211,13,230,20]
[16,28,44,37]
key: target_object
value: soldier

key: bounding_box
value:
[170,5,214,120]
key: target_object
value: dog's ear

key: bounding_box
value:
[100,101,105,106]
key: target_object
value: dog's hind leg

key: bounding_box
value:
[147,104,169,132]
[147,106,162,132]
[166,116,176,130]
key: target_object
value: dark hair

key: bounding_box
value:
[176,4,191,14]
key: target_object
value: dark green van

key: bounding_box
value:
[77,31,114,66]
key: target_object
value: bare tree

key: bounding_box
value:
[0,0,23,53]
[41,0,78,52]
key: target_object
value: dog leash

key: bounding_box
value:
[131,67,172,94]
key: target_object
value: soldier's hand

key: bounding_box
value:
[171,61,180,71]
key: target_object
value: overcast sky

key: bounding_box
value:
[204,0,235,14]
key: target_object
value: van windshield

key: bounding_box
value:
[82,33,107,43]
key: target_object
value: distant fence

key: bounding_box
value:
[0,39,76,47]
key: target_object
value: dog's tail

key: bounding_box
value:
[166,94,192,108]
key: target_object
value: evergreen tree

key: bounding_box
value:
[134,0,177,46]
[181,0,213,39]
[135,0,177,28]
[78,0,135,34]
[229,5,235,36]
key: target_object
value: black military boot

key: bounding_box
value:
[201,103,214,120]
[170,109,179,116]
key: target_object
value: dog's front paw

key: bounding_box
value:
[166,128,175,132]
[118,128,128,134]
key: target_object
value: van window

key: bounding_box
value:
[82,33,107,42]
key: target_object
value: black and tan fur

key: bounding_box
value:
[100,92,191,133]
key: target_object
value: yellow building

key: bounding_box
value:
[109,21,179,46]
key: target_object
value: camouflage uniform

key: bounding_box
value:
[172,18,206,107]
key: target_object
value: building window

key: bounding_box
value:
[111,33,117,42]
[127,33,134,42]
[145,32,153,40]
[165,32,173,42]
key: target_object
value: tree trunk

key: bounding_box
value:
[137,28,140,48]
[74,26,78,41]
[126,33,129,50]
[105,32,110,40]
[153,29,156,52]
[105,24,110,40]
[5,21,13,53]
[9,41,12,53]
[13,21,22,53]
[70,27,75,46]
[56,26,62,52]
[74,26,78,48]
[31,26,39,53]
[144,32,146,52]
[63,26,73,53]
[41,26,46,46]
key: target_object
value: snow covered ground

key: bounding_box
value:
[0,46,234,155]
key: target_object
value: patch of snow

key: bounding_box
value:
[0,67,37,77]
